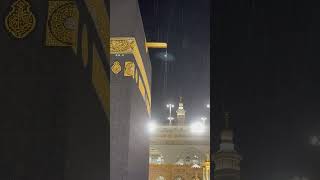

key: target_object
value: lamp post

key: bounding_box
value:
[167,116,174,126]
[201,117,207,124]
[166,104,174,125]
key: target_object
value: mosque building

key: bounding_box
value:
[148,97,211,180]
[148,98,242,180]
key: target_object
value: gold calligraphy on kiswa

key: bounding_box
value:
[111,61,122,74]
[5,0,36,39]
[124,61,135,77]
[46,1,79,47]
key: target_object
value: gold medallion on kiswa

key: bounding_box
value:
[5,0,36,39]
[46,1,79,46]
[111,61,122,74]
[124,61,135,77]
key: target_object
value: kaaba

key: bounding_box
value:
[110,0,152,179]
[0,0,110,179]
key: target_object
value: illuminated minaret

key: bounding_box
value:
[214,112,241,180]
[176,97,186,126]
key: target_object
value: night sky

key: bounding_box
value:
[138,0,210,123]
[213,0,320,180]
[140,0,320,180]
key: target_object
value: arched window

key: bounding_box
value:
[185,156,191,165]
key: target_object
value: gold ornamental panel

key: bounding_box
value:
[110,39,135,54]
[5,0,36,39]
[124,61,135,77]
[111,37,152,117]
[46,1,79,47]
[111,61,122,75]
[110,37,151,103]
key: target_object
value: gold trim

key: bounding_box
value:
[110,38,135,54]
[146,42,167,49]
[111,37,151,115]
[138,75,146,101]
[135,68,139,83]
[81,25,89,67]
[149,164,204,180]
[92,45,109,115]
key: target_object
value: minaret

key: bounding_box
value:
[214,112,241,180]
[176,97,186,126]
[219,112,234,151]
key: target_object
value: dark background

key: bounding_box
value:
[139,0,210,123]
[213,0,320,180]
[139,0,320,180]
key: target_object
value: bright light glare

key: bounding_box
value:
[166,104,174,108]
[206,104,210,108]
[155,52,175,62]
[190,121,205,134]
[148,121,157,133]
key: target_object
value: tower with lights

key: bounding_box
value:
[176,97,186,126]
[214,113,241,180]
[149,97,210,180]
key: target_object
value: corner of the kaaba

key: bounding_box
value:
[110,0,152,179]
[0,1,110,180]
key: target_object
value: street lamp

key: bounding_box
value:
[166,104,175,126]
[167,116,174,125]
[201,117,207,124]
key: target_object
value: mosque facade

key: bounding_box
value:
[148,100,242,180]
[149,98,210,180]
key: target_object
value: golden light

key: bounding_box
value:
[146,42,168,49]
